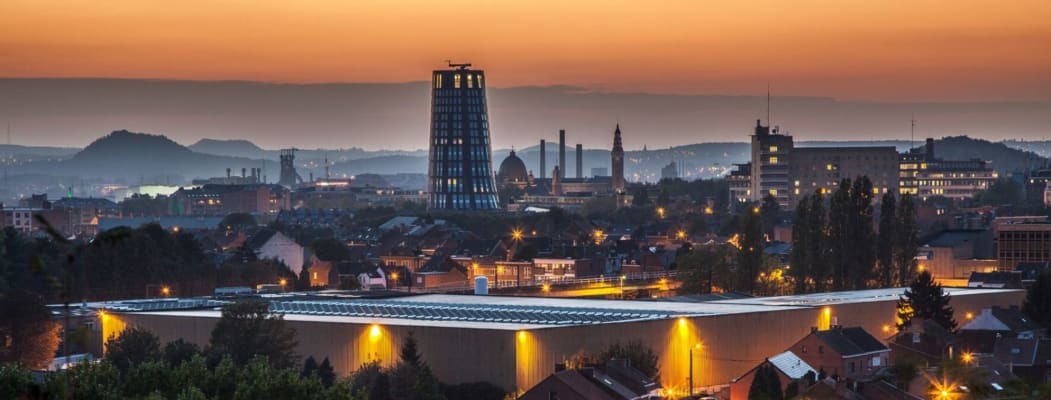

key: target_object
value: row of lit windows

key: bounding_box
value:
[433,73,485,89]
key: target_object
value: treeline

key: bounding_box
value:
[790,176,918,292]
[0,301,505,400]
[0,222,299,302]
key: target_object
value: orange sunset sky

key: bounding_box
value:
[2,0,1050,102]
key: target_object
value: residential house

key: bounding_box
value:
[414,256,468,289]
[887,319,956,365]
[519,360,661,400]
[730,351,817,400]
[247,229,306,276]
[788,326,891,380]
[959,306,1044,354]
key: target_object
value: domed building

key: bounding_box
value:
[497,149,532,189]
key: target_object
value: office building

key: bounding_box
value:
[994,216,1051,271]
[427,63,499,210]
[899,139,998,201]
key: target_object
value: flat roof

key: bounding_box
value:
[99,287,1021,332]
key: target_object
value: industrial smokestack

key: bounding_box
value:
[926,138,935,160]
[576,144,583,178]
[226,168,231,178]
[540,139,546,179]
[559,129,566,180]
[242,168,247,178]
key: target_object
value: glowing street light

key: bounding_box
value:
[676,230,686,240]
[657,207,666,219]
[511,229,523,241]
[961,352,974,364]
[689,343,702,397]
[161,286,171,297]
[279,278,287,286]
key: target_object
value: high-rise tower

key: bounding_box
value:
[611,124,625,193]
[427,63,499,210]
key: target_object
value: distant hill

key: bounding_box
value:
[927,136,1047,174]
[12,130,269,183]
[188,138,269,159]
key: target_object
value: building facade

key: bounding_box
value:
[900,138,998,201]
[994,216,1051,271]
[427,64,499,210]
[789,146,899,203]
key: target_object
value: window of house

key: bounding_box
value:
[848,362,855,373]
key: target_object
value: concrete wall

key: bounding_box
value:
[104,289,1023,395]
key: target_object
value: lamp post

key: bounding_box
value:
[391,272,399,290]
[689,343,701,397]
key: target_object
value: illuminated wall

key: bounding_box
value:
[107,290,1023,394]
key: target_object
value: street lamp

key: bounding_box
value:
[689,343,702,397]
[657,207,665,219]
[391,272,399,289]
[511,229,523,241]
[161,286,171,297]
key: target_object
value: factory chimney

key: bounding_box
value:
[559,129,566,180]
[576,144,583,178]
[540,139,546,179]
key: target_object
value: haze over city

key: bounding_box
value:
[1,1,1049,149]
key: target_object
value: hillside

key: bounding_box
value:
[928,136,1047,174]
[188,138,269,159]
[13,130,268,182]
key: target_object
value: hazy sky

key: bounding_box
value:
[3,1,1050,102]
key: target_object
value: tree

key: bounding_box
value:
[631,188,651,207]
[737,204,764,294]
[805,192,828,292]
[318,357,336,387]
[676,244,734,294]
[748,363,784,400]
[789,194,811,294]
[598,340,660,381]
[0,365,32,399]
[302,356,319,378]
[163,339,201,366]
[399,331,422,369]
[0,290,61,370]
[894,194,919,287]
[1022,269,1051,330]
[847,177,875,290]
[827,179,852,290]
[208,301,298,369]
[349,360,390,400]
[105,327,162,373]
[897,271,957,331]
[760,193,780,238]
[876,192,897,288]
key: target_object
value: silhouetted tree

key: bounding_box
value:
[748,363,784,400]
[760,193,780,237]
[827,179,852,290]
[876,192,897,288]
[208,301,298,369]
[598,340,660,381]
[163,339,200,366]
[0,290,61,370]
[104,327,162,373]
[737,205,764,294]
[897,271,957,331]
[847,177,875,290]
[894,194,919,287]
[219,213,257,230]
[318,357,336,387]
[1022,269,1051,330]
[789,194,811,293]
[805,192,828,292]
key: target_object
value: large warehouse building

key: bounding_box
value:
[98,288,1022,395]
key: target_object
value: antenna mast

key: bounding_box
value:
[910,115,915,152]
[766,84,771,126]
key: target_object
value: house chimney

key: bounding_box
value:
[576,144,583,179]
[540,139,546,179]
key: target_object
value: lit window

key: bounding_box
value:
[794,188,800,195]
[770,189,778,196]
[794,180,800,187]
[477,75,483,88]
[769,145,778,153]
[826,164,834,171]
[454,74,461,88]
[769,156,779,164]
[467,74,474,88]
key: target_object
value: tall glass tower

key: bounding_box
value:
[427,63,499,210]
